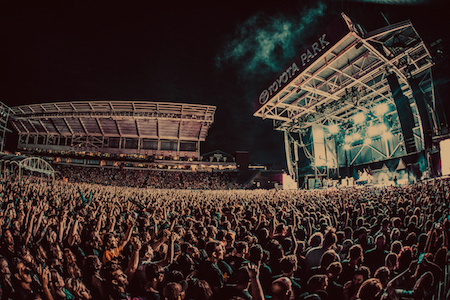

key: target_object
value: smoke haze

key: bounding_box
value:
[216,2,327,79]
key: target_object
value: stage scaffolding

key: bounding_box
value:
[254,13,437,186]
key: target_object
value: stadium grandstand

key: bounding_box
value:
[254,13,442,189]
[7,101,238,171]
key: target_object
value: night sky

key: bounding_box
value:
[0,0,447,165]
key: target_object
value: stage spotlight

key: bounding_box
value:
[368,123,388,137]
[382,131,393,139]
[364,138,371,145]
[353,113,366,124]
[329,124,339,134]
[367,126,377,137]
[378,123,387,132]
[374,103,389,116]
[353,132,361,141]
[343,144,351,150]
[344,135,352,143]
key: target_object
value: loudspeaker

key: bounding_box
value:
[387,73,417,154]
[409,77,432,150]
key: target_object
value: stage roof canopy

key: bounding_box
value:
[253,13,433,134]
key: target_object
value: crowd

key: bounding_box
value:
[53,165,241,190]
[0,172,449,300]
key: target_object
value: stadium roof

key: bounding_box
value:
[253,13,433,133]
[10,101,216,141]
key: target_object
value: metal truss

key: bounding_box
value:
[19,156,55,176]
[255,16,433,129]
[0,154,55,180]
[254,14,436,176]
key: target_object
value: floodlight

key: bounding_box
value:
[367,126,378,137]
[374,103,389,116]
[378,123,387,132]
[344,135,352,143]
[329,124,339,134]
[382,131,393,139]
[364,138,371,145]
[353,132,361,141]
[353,113,366,124]
[368,123,388,137]
[343,144,351,150]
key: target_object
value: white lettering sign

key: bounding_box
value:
[301,34,329,66]
[259,62,300,105]
[258,33,329,106]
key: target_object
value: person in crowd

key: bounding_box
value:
[65,278,92,300]
[325,262,344,300]
[299,274,329,300]
[0,256,14,300]
[224,241,249,283]
[191,279,213,300]
[305,228,338,272]
[356,278,383,300]
[162,282,185,300]
[339,244,364,285]
[364,234,389,275]
[248,244,272,296]
[197,240,227,295]
[343,266,370,300]
[273,255,303,299]
[271,277,293,300]
[83,255,107,300]
[219,266,252,300]
[143,263,165,300]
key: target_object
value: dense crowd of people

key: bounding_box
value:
[0,171,449,300]
[53,165,242,190]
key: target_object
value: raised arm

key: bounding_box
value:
[289,225,297,255]
[23,207,37,245]
[165,232,175,265]
[23,201,33,231]
[58,210,68,244]
[40,267,54,300]
[118,218,135,249]
[124,236,142,282]
[33,210,45,237]
[95,207,105,234]
[248,262,264,300]
[68,215,82,246]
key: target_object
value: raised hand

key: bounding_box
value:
[131,236,142,251]
[247,262,260,279]
[41,267,51,287]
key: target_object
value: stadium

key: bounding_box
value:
[0,11,449,300]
